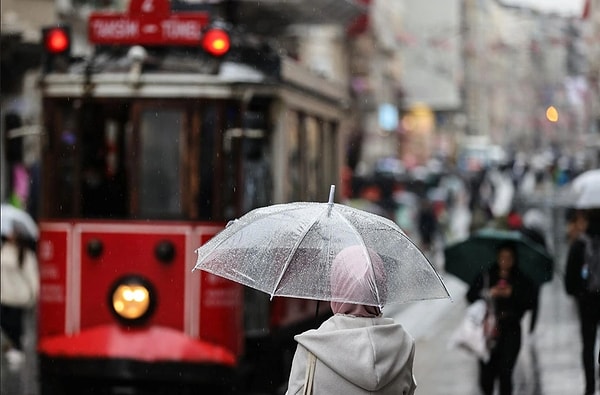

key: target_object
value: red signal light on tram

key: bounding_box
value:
[43,27,70,54]
[202,28,231,57]
[42,25,72,73]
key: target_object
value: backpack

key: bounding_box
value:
[582,234,600,293]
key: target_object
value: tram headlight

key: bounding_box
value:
[109,276,156,325]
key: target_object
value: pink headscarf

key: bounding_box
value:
[330,245,387,317]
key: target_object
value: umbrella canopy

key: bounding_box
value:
[444,228,553,287]
[0,203,39,240]
[553,169,600,208]
[194,187,450,307]
[573,169,600,209]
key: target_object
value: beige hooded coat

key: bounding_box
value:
[285,246,417,394]
[285,314,416,394]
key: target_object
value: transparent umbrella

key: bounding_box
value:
[573,169,600,209]
[554,169,600,209]
[194,186,450,307]
[0,203,39,240]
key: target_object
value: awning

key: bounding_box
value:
[232,0,368,34]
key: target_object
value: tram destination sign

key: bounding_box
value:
[89,0,209,46]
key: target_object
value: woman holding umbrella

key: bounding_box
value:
[466,242,535,395]
[284,246,417,394]
[1,213,40,372]
[194,187,449,394]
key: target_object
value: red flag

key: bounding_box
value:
[582,0,591,19]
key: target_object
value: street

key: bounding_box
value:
[2,270,592,395]
[385,259,592,395]
[1,199,598,395]
[1,307,38,395]
[2,0,599,392]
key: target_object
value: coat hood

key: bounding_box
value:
[294,314,415,391]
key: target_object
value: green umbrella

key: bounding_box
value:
[443,228,553,287]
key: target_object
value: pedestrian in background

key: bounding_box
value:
[285,246,416,394]
[565,208,589,245]
[417,199,438,257]
[466,242,535,395]
[519,208,552,333]
[564,208,600,395]
[0,221,40,372]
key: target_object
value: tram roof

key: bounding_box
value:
[43,60,346,100]
[41,56,348,118]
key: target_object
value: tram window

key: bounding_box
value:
[81,105,107,217]
[221,104,273,218]
[139,110,183,218]
[80,103,128,219]
[242,111,271,212]
[53,105,78,217]
[197,104,218,221]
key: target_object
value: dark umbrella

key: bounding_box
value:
[444,228,553,287]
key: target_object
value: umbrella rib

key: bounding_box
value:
[336,211,383,307]
[269,205,330,299]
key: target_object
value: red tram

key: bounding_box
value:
[36,1,348,393]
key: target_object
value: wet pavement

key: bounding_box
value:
[386,271,597,395]
[1,308,39,395]
[3,270,593,395]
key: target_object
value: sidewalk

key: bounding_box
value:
[1,308,38,395]
[526,276,587,395]
[386,272,595,395]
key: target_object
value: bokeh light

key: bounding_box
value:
[546,106,559,122]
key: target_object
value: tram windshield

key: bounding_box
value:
[138,109,183,218]
[43,97,275,221]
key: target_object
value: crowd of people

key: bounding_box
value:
[338,161,599,395]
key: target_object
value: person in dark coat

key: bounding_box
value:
[564,208,600,395]
[417,199,437,255]
[467,242,535,395]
